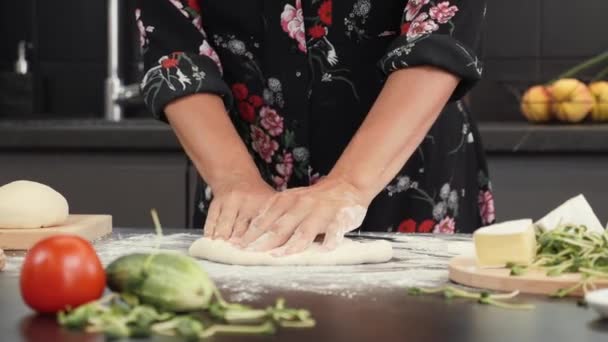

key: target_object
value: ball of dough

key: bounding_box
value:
[0,180,69,229]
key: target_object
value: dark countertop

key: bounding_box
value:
[1,118,608,152]
[1,228,607,342]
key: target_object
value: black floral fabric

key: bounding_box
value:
[136,0,495,234]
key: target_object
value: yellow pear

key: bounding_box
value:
[589,81,608,121]
[550,78,594,123]
[521,85,552,122]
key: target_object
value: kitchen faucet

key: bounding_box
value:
[105,0,141,121]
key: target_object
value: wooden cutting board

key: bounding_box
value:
[0,215,112,250]
[449,255,608,297]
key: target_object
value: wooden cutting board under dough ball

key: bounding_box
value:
[0,215,112,250]
[0,180,112,250]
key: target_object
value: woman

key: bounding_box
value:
[136,0,495,255]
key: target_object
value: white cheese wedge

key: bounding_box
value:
[473,219,537,268]
[535,194,604,233]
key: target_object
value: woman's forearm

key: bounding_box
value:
[166,94,262,191]
[328,66,460,203]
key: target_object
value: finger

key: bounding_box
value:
[321,221,345,251]
[278,215,331,256]
[203,200,220,238]
[228,214,250,244]
[239,194,296,247]
[213,199,239,240]
[248,205,311,252]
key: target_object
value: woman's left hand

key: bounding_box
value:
[237,177,371,255]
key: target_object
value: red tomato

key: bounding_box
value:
[20,235,106,313]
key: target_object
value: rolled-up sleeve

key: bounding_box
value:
[379,0,486,101]
[136,0,233,121]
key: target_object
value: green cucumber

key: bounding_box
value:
[106,252,215,312]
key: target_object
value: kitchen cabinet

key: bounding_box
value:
[0,152,188,228]
[488,154,608,225]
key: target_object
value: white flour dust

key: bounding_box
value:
[3,232,473,302]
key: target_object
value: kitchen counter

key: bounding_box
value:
[1,229,607,342]
[2,119,608,152]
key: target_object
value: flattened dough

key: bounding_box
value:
[188,237,393,266]
[0,180,69,229]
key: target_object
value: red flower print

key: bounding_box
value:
[187,0,200,12]
[161,56,179,69]
[433,216,455,234]
[397,219,436,233]
[251,126,279,163]
[418,220,435,233]
[478,190,496,225]
[318,0,332,25]
[404,0,430,21]
[259,106,284,136]
[248,95,264,108]
[238,101,255,123]
[429,1,458,24]
[400,23,411,35]
[308,24,326,39]
[231,83,249,101]
[398,219,416,233]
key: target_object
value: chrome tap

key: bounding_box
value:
[105,0,141,121]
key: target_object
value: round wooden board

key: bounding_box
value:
[448,255,608,297]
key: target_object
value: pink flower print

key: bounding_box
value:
[192,16,203,32]
[276,152,294,178]
[478,190,496,225]
[406,13,439,41]
[259,106,284,137]
[281,0,306,53]
[273,152,294,190]
[429,2,458,24]
[433,216,455,234]
[135,9,154,49]
[199,41,223,74]
[251,126,279,163]
[404,0,430,21]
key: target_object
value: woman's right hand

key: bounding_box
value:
[203,175,276,243]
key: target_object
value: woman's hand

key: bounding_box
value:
[238,177,371,255]
[203,175,276,241]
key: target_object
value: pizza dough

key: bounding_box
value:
[188,237,393,266]
[0,180,69,229]
[0,248,5,271]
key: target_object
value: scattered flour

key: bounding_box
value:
[2,231,473,302]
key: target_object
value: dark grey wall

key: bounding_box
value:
[1,0,607,119]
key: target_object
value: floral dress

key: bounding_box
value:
[137,0,496,234]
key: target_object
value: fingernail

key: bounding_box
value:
[228,236,241,245]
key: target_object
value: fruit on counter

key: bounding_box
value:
[550,78,594,123]
[20,235,105,313]
[589,81,608,121]
[0,180,68,229]
[473,219,537,268]
[105,252,215,312]
[520,85,552,122]
[534,194,604,234]
[59,252,315,339]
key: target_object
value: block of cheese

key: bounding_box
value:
[473,219,537,268]
[535,194,604,233]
